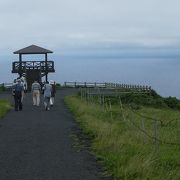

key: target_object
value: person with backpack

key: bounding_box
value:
[43,81,52,111]
[12,78,24,111]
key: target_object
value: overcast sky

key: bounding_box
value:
[1,0,180,97]
[0,0,180,55]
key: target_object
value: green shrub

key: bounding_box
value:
[0,100,11,118]
[55,83,62,90]
[151,89,161,98]
[80,89,180,110]
[164,96,180,109]
[0,85,6,92]
[119,93,167,109]
[56,83,61,87]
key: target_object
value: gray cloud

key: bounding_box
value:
[0,0,180,55]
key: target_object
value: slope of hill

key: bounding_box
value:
[65,93,180,180]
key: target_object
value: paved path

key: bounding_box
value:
[0,90,111,180]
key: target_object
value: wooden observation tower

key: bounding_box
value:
[12,45,55,90]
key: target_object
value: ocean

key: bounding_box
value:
[0,55,180,98]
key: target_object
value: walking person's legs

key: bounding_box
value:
[44,96,48,110]
[33,90,40,106]
[52,97,55,104]
[50,97,55,106]
[47,97,50,110]
[18,94,22,111]
[15,92,22,111]
[14,95,18,111]
[33,91,36,105]
[44,96,50,111]
[36,91,40,106]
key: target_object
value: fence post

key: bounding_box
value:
[109,98,113,120]
[89,89,92,103]
[105,98,109,112]
[80,88,83,100]
[141,118,146,144]
[85,88,87,102]
[119,96,126,122]
[102,94,105,111]
[87,88,90,104]
[82,88,84,99]
[154,118,159,151]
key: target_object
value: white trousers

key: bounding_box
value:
[50,97,54,105]
[33,90,40,106]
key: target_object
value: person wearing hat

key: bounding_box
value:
[12,78,24,111]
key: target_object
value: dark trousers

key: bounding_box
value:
[44,96,50,109]
[14,92,22,111]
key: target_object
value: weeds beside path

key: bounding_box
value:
[65,95,180,180]
[0,100,11,118]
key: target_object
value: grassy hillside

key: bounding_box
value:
[65,95,180,180]
[0,86,5,92]
[0,100,11,118]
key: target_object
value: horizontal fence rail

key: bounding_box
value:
[64,82,106,88]
[0,83,13,88]
[64,81,152,93]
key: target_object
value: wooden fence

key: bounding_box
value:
[64,81,152,93]
[0,83,13,89]
[79,88,179,148]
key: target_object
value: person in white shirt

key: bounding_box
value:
[49,80,56,107]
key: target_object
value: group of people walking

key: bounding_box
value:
[12,79,56,111]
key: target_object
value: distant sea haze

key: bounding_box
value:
[0,55,180,98]
[49,55,180,98]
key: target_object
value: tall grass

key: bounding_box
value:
[0,86,5,92]
[0,100,11,118]
[65,96,180,180]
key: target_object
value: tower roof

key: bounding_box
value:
[14,45,53,54]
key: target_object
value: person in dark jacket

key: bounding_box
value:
[12,79,24,111]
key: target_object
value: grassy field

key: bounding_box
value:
[0,85,6,92]
[65,95,180,180]
[0,100,11,118]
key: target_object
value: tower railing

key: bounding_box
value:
[12,61,55,73]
